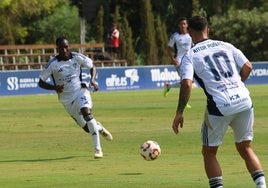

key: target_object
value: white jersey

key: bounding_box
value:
[180,39,252,116]
[39,52,93,104]
[168,32,192,62]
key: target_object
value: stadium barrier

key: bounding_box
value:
[0,62,267,96]
[0,43,127,70]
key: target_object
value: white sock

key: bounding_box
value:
[209,176,223,188]
[87,118,102,151]
[255,176,266,188]
[252,170,266,188]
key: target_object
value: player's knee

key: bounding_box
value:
[83,113,94,122]
[202,146,218,157]
[236,140,252,157]
[82,124,90,133]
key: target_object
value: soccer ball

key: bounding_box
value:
[140,140,161,161]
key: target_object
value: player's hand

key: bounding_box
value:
[89,81,99,92]
[172,59,180,66]
[56,84,64,93]
[172,112,184,135]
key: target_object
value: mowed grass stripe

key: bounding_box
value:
[0,85,267,188]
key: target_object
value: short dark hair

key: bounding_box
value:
[188,16,208,31]
[56,36,68,47]
[177,17,187,25]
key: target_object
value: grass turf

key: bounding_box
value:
[0,85,267,187]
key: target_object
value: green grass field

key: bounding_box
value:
[0,85,267,188]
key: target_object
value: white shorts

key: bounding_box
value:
[63,89,92,128]
[201,108,254,146]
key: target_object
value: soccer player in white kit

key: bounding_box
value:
[38,37,113,159]
[164,17,192,97]
[172,16,266,188]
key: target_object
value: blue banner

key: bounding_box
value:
[0,62,267,96]
[246,62,268,85]
[95,66,180,91]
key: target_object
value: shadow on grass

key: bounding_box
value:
[0,156,78,163]
[118,173,143,175]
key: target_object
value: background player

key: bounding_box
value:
[164,17,193,97]
[38,36,113,159]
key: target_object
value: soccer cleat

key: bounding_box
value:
[98,122,113,141]
[186,104,192,108]
[163,83,170,97]
[94,150,103,159]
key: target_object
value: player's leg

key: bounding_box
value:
[163,64,181,96]
[81,107,103,158]
[201,111,230,187]
[113,47,119,59]
[202,146,223,188]
[72,89,112,158]
[231,108,266,188]
[170,82,181,88]
[163,82,192,109]
[107,46,113,58]
[236,141,266,188]
[81,107,112,141]
[163,82,181,97]
[163,82,171,97]
[81,90,112,158]
[165,81,196,90]
[111,46,117,59]
[63,100,103,158]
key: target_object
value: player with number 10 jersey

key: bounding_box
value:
[180,39,252,116]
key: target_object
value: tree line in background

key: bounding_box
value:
[0,0,267,65]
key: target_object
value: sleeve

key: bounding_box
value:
[167,34,175,47]
[74,52,94,69]
[180,54,194,81]
[39,63,52,82]
[230,43,249,68]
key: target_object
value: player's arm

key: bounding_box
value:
[231,43,252,82]
[112,30,119,38]
[38,79,64,93]
[89,66,99,91]
[177,79,192,112]
[240,61,252,82]
[78,54,99,91]
[172,79,192,134]
[167,46,179,66]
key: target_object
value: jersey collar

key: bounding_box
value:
[194,38,209,45]
[56,52,73,61]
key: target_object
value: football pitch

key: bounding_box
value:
[0,85,267,188]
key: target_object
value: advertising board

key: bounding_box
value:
[0,62,267,96]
